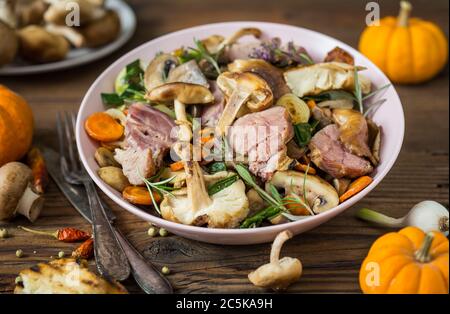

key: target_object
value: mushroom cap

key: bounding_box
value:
[228,59,290,99]
[147,82,214,104]
[284,62,371,97]
[248,257,302,290]
[217,71,273,112]
[268,170,339,214]
[0,162,33,221]
[167,60,209,88]
[144,53,179,91]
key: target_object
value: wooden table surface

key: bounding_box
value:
[0,0,448,294]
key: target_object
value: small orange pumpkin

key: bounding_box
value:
[0,85,34,167]
[360,226,449,294]
[359,1,448,84]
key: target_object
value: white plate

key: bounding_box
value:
[0,0,136,76]
[76,22,405,245]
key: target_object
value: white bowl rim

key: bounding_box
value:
[76,21,405,237]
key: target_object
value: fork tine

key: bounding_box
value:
[70,112,83,169]
[56,112,68,171]
[63,111,79,172]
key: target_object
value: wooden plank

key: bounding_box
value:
[0,0,448,294]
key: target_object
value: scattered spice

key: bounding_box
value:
[159,228,168,237]
[18,226,90,243]
[16,249,24,258]
[58,251,65,259]
[147,227,158,237]
[161,266,170,275]
[71,238,94,259]
[0,228,8,238]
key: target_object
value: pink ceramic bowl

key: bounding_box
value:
[76,22,404,245]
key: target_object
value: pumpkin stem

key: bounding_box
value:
[415,232,434,263]
[398,1,412,27]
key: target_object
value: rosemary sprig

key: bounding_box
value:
[208,175,239,196]
[139,169,177,215]
[187,39,222,76]
[354,68,363,113]
[234,164,281,208]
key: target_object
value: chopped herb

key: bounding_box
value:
[353,68,363,113]
[207,162,227,174]
[101,93,124,106]
[303,90,356,102]
[240,205,280,228]
[293,120,319,147]
[139,169,178,215]
[207,175,239,196]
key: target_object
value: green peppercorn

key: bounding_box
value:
[147,227,158,237]
[0,228,8,238]
[159,228,168,237]
[16,249,23,258]
[58,251,65,258]
[161,266,170,275]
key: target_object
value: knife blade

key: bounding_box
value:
[42,147,115,223]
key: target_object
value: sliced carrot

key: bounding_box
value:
[294,163,317,175]
[123,186,161,206]
[123,108,129,116]
[170,161,184,172]
[339,176,373,203]
[306,99,316,109]
[85,112,124,142]
[201,135,214,144]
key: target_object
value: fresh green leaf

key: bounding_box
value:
[234,164,280,207]
[293,121,319,147]
[207,175,239,195]
[303,90,356,102]
[207,162,227,174]
[362,84,390,101]
[268,183,283,204]
[101,93,124,107]
[299,53,314,65]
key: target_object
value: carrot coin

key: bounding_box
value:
[123,186,161,206]
[339,176,373,203]
[84,112,124,142]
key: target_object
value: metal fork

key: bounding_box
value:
[57,112,173,293]
[57,112,130,281]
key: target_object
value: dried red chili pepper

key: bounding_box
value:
[18,226,90,243]
[26,147,49,194]
[72,238,94,259]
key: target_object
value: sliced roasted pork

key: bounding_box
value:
[115,103,176,185]
[228,106,294,181]
[309,124,373,179]
[201,81,225,128]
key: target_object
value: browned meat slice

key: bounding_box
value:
[114,147,155,185]
[115,103,176,185]
[332,109,375,164]
[309,124,373,178]
[201,81,225,128]
[228,106,294,180]
[324,47,354,65]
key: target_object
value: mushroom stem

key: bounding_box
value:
[186,161,212,212]
[15,185,44,222]
[270,230,293,264]
[174,99,192,142]
[217,27,262,52]
[216,90,251,135]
